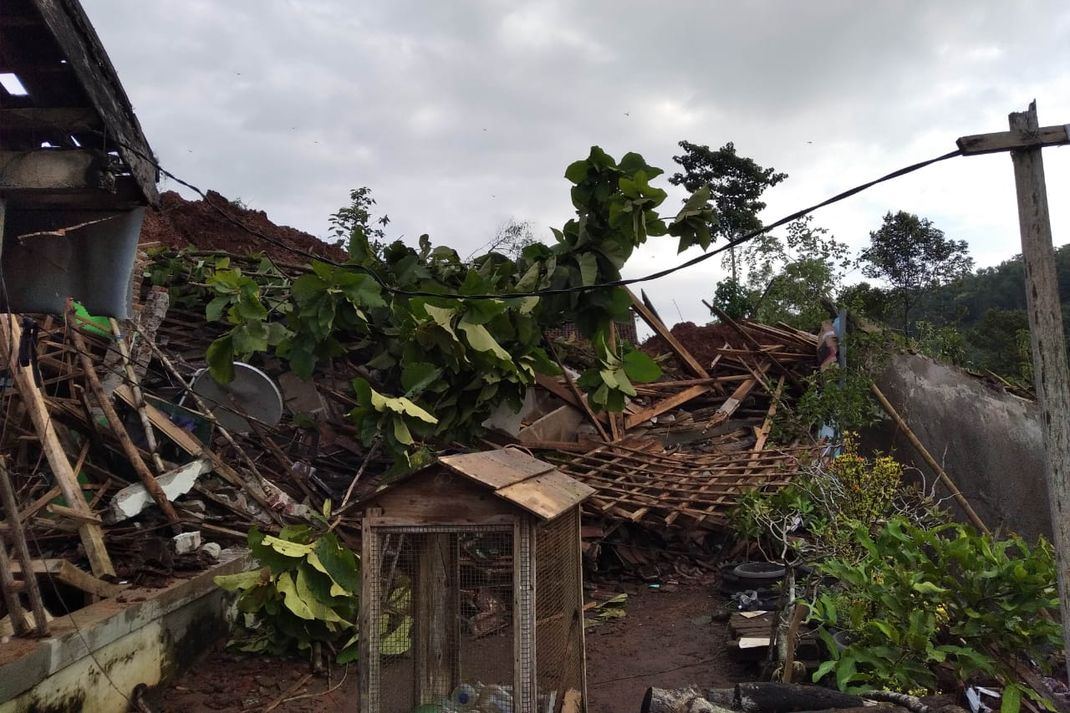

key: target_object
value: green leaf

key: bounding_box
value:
[206,335,235,384]
[911,581,948,595]
[262,535,315,558]
[835,655,858,691]
[295,566,346,623]
[812,659,838,683]
[276,572,315,620]
[423,305,458,340]
[215,569,266,592]
[381,616,413,655]
[577,253,599,286]
[393,416,414,445]
[352,378,438,424]
[458,319,512,362]
[312,534,360,594]
[206,295,231,322]
[622,349,662,383]
[400,362,442,395]
[1002,684,1022,713]
[564,159,589,184]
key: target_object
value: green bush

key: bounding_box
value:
[809,518,1062,711]
[215,514,370,664]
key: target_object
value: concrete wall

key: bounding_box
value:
[872,353,1050,541]
[0,552,249,713]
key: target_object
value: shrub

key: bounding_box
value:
[809,518,1062,711]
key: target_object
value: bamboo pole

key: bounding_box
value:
[0,461,49,635]
[109,318,166,474]
[869,383,988,533]
[68,315,181,530]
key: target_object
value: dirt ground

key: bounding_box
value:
[149,582,751,713]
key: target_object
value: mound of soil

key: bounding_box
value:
[641,321,746,366]
[140,190,346,264]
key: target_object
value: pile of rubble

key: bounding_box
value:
[0,190,828,636]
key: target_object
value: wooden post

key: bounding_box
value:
[413,532,458,703]
[1007,101,1070,667]
[0,461,49,636]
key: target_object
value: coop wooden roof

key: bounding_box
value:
[436,448,594,521]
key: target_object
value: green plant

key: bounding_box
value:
[800,436,902,558]
[215,511,369,663]
[912,321,967,365]
[170,147,707,470]
[809,518,1062,711]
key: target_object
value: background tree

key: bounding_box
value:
[466,218,536,261]
[858,211,972,334]
[669,140,787,281]
[742,216,850,329]
[710,278,752,320]
[328,186,391,260]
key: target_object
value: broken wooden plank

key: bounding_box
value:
[0,314,114,578]
[704,364,769,432]
[628,288,709,378]
[545,334,610,442]
[10,559,125,600]
[625,385,710,430]
[69,320,181,530]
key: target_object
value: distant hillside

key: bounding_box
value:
[861,244,1070,377]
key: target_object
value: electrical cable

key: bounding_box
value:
[109,135,961,301]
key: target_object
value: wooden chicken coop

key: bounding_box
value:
[358,448,594,713]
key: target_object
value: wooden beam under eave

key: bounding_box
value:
[956,124,1070,155]
[0,107,101,131]
[31,0,159,205]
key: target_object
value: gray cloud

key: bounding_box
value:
[88,0,1070,327]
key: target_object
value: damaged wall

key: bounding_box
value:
[872,353,1050,541]
[1,208,145,318]
[0,553,248,713]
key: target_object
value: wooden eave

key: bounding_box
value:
[0,0,158,207]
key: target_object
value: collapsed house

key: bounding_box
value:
[0,10,833,705]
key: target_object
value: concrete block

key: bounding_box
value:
[108,458,212,523]
[172,531,202,555]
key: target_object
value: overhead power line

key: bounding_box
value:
[123,138,962,301]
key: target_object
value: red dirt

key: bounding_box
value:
[140,190,346,264]
[641,321,747,367]
[149,582,750,713]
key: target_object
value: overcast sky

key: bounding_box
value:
[88,0,1070,329]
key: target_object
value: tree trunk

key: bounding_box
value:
[736,682,864,713]
[642,688,736,713]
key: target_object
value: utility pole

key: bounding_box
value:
[958,102,1070,670]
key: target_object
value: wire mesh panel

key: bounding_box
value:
[365,525,516,713]
[534,509,584,713]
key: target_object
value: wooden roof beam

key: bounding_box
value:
[0,106,100,131]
